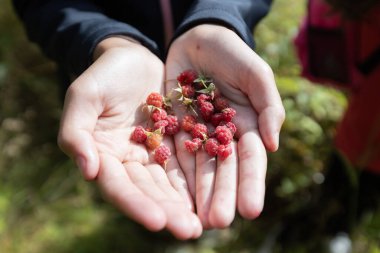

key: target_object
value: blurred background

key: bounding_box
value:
[0,0,379,252]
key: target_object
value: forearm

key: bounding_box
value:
[93,36,141,61]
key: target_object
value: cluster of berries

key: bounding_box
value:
[176,70,236,160]
[131,70,237,166]
[130,92,178,166]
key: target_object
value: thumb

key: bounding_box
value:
[242,58,285,152]
[257,105,285,152]
[58,80,101,180]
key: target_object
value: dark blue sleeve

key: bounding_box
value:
[12,0,159,76]
[173,0,272,48]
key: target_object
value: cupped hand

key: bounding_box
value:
[57,37,202,239]
[166,25,285,229]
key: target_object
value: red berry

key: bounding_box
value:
[131,126,147,143]
[191,123,208,140]
[154,120,169,134]
[224,122,237,135]
[196,94,211,107]
[217,144,232,160]
[177,69,198,86]
[165,115,180,135]
[204,138,219,157]
[182,85,195,98]
[213,97,229,111]
[222,108,236,122]
[210,113,224,127]
[184,138,203,153]
[181,115,197,132]
[146,132,163,150]
[215,125,233,145]
[154,145,171,166]
[199,101,214,122]
[151,108,167,122]
[146,92,163,108]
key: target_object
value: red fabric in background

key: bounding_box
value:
[335,11,380,174]
[335,69,380,173]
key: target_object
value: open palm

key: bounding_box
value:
[58,40,201,239]
[166,25,285,229]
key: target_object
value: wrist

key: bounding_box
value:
[183,24,234,40]
[173,24,236,52]
[93,36,141,61]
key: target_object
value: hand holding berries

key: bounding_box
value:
[59,39,203,240]
[165,24,285,232]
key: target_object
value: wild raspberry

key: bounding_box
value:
[191,123,208,140]
[217,144,232,160]
[196,94,211,107]
[222,108,236,122]
[177,69,198,86]
[154,145,171,166]
[199,101,214,122]
[184,138,203,153]
[131,126,147,143]
[215,125,233,145]
[181,85,195,98]
[204,138,219,157]
[165,115,180,135]
[224,122,237,135]
[214,97,229,111]
[210,113,224,127]
[146,92,163,108]
[151,108,167,122]
[181,115,197,132]
[145,132,163,150]
[154,120,169,134]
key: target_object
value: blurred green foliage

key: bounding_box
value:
[0,0,379,252]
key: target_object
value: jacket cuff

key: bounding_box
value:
[173,6,255,49]
[67,19,159,76]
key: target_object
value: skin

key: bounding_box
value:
[58,24,285,237]
[58,38,202,240]
[166,24,285,229]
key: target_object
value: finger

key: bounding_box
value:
[165,63,197,199]
[148,138,194,211]
[97,154,166,232]
[237,131,267,219]
[146,164,202,238]
[58,79,101,180]
[195,149,217,229]
[165,149,195,211]
[242,59,285,152]
[208,142,238,228]
[174,132,197,199]
[257,105,286,152]
[127,162,196,240]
